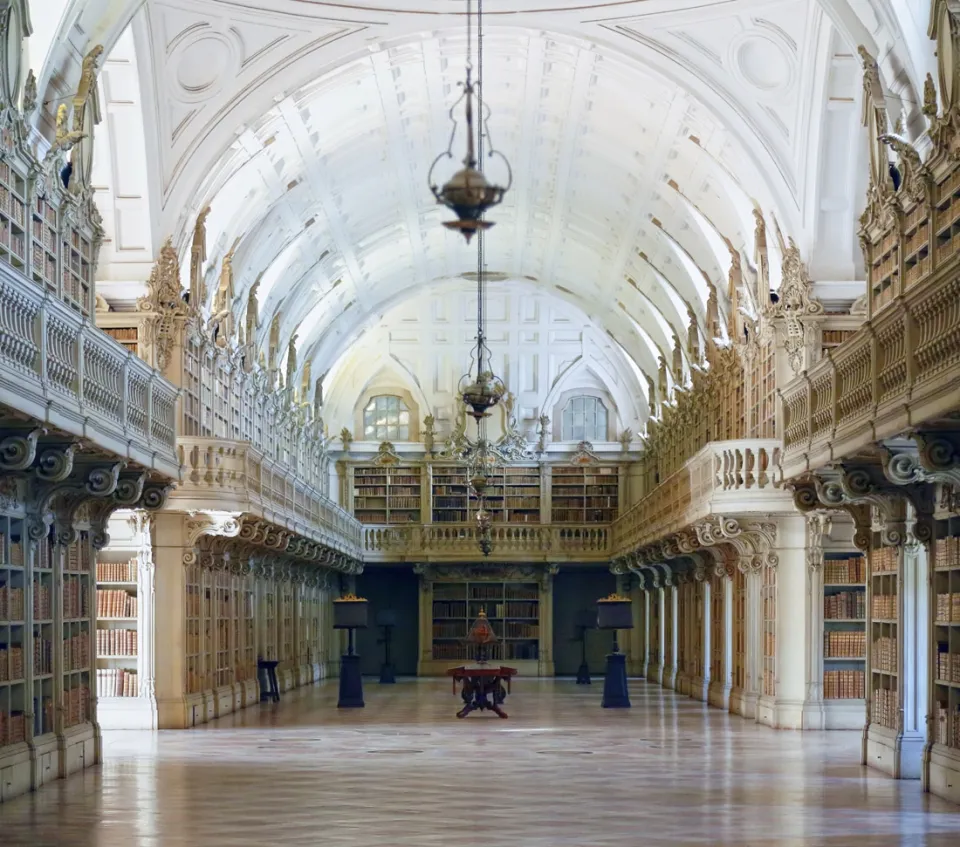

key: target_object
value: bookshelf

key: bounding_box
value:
[710,573,724,692]
[262,580,277,661]
[242,577,256,683]
[352,465,422,524]
[693,578,705,692]
[185,561,201,695]
[421,578,545,674]
[869,545,899,731]
[280,581,295,670]
[99,326,140,356]
[95,553,138,702]
[648,586,661,671]
[430,464,542,524]
[60,537,92,732]
[33,536,55,738]
[732,568,746,696]
[550,466,619,523]
[663,586,674,682]
[0,516,26,750]
[215,571,233,690]
[761,566,776,699]
[822,552,866,703]
[0,160,27,275]
[933,534,960,752]
[60,227,94,316]
[30,195,57,293]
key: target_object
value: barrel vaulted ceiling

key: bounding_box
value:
[36,0,934,432]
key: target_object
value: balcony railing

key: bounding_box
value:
[612,439,786,553]
[780,268,960,480]
[178,437,362,557]
[362,522,612,562]
[0,265,179,478]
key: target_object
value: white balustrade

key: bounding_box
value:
[612,439,785,553]
[362,522,611,562]
[0,266,179,478]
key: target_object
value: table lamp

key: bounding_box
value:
[376,609,398,684]
[333,594,368,707]
[596,593,633,708]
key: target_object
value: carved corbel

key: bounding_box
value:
[791,477,872,552]
[806,512,832,572]
[0,427,45,471]
[186,511,243,546]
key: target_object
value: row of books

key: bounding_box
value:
[96,629,137,656]
[33,585,51,620]
[386,498,420,509]
[63,685,90,727]
[34,638,51,675]
[503,622,539,639]
[934,701,960,748]
[873,686,899,729]
[432,601,467,617]
[824,631,865,658]
[873,637,897,673]
[96,560,137,583]
[824,591,865,619]
[0,533,25,566]
[97,669,139,698]
[934,593,960,623]
[824,670,865,699]
[872,547,898,574]
[872,594,897,619]
[0,711,26,745]
[935,651,960,684]
[63,579,89,620]
[0,645,23,681]
[934,537,960,569]
[763,631,776,657]
[491,602,539,618]
[432,622,465,639]
[0,587,24,621]
[63,634,90,672]
[823,556,865,584]
[97,590,137,619]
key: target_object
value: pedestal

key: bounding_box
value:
[337,654,364,708]
[601,652,630,708]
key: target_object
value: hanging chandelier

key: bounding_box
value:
[428,0,511,242]
[430,0,511,554]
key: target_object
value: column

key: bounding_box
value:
[663,579,679,690]
[900,532,928,779]
[803,513,828,730]
[742,565,761,720]
[134,513,158,729]
[539,567,556,677]
[692,573,711,701]
[152,512,189,729]
[766,514,809,728]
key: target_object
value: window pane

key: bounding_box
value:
[398,425,409,441]
[398,411,410,425]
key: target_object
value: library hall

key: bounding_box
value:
[7,0,960,844]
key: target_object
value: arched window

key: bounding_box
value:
[363,394,410,441]
[561,395,608,442]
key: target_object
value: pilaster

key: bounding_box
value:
[153,512,189,729]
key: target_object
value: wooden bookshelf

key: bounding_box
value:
[761,565,776,698]
[822,552,866,701]
[60,226,93,316]
[33,536,55,738]
[550,465,619,523]
[61,537,92,731]
[95,556,139,699]
[430,464,541,524]
[215,571,233,689]
[352,465,422,524]
[262,581,277,661]
[100,326,140,356]
[279,581,295,669]
[933,533,960,751]
[693,578,705,686]
[0,160,27,275]
[663,586,674,674]
[184,562,202,695]
[30,195,57,293]
[429,581,540,663]
[710,572,724,687]
[648,586,661,669]
[732,569,746,694]
[0,515,26,749]
[869,545,899,730]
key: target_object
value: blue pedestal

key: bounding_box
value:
[337,654,364,708]
[601,652,630,708]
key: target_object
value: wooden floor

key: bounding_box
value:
[2,679,960,845]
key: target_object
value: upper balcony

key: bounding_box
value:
[611,439,792,556]
[0,250,180,479]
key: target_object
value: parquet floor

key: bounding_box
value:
[2,678,960,846]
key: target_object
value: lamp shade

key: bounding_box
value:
[596,595,633,630]
[333,595,369,629]
[376,609,398,628]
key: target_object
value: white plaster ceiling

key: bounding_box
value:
[33,0,937,408]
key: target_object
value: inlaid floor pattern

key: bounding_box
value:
[2,679,960,846]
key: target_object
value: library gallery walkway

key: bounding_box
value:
[1,680,960,846]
